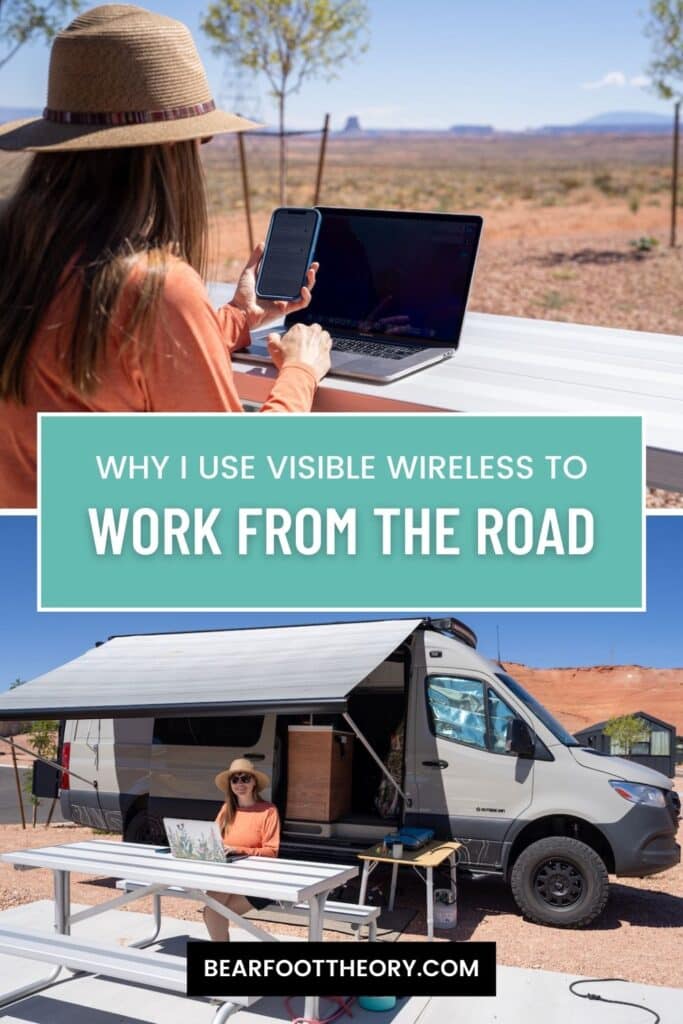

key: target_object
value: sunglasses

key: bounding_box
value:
[230,773,254,784]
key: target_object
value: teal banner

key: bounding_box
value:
[38,413,643,610]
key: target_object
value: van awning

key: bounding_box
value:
[0,619,422,720]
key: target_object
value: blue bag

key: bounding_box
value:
[384,827,434,850]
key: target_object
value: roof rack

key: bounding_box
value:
[422,617,478,650]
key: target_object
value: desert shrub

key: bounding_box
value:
[593,172,614,194]
[629,236,659,253]
[539,289,568,310]
[559,175,581,192]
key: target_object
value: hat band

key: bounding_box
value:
[43,99,216,126]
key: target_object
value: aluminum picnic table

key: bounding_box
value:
[209,283,683,493]
[0,838,358,1021]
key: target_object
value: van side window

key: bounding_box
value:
[487,690,517,752]
[426,677,486,749]
[153,716,263,746]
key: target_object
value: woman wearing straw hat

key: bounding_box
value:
[204,758,281,940]
[0,4,331,508]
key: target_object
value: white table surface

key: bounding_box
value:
[1,839,357,904]
[208,283,683,491]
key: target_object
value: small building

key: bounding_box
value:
[574,711,676,778]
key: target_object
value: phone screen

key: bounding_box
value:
[257,208,319,299]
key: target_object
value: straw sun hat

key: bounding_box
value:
[0,3,258,152]
[215,758,270,796]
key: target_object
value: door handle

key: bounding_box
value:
[422,759,448,769]
[247,753,266,761]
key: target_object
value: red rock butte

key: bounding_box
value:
[504,663,683,736]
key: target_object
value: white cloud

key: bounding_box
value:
[630,74,651,88]
[582,71,627,90]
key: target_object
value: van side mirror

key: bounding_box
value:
[506,719,535,758]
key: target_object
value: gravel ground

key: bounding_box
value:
[647,488,683,509]
[1,808,680,988]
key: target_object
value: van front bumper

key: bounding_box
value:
[603,802,681,877]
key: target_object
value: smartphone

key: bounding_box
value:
[255,207,322,301]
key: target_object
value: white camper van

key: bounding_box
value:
[9,618,679,929]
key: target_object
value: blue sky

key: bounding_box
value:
[2,0,673,130]
[0,515,681,690]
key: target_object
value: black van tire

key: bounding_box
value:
[510,836,609,927]
[123,810,164,845]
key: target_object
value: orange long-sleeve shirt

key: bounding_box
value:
[0,256,318,508]
[217,800,280,858]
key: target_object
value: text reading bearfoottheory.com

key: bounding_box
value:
[186,941,496,997]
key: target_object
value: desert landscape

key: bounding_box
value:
[196,133,683,342]
[2,133,679,334]
[1,132,681,505]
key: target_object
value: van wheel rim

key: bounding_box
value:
[533,858,584,907]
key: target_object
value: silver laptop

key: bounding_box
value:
[234,206,483,383]
[163,817,237,863]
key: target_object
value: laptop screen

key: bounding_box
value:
[285,208,482,346]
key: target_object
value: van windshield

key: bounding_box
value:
[495,672,580,746]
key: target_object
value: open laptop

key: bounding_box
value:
[234,207,483,383]
[163,817,244,863]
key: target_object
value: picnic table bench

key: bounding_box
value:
[116,876,380,939]
[0,839,358,1022]
[209,283,683,492]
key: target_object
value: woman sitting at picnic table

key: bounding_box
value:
[0,4,331,509]
[204,758,281,941]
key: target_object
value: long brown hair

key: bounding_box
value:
[217,778,264,834]
[0,140,208,401]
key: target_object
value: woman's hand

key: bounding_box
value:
[267,322,332,384]
[229,242,318,330]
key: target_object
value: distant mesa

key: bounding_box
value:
[539,109,672,135]
[0,106,41,124]
[450,124,493,136]
[342,116,362,134]
[335,108,672,138]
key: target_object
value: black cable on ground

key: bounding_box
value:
[569,978,660,1023]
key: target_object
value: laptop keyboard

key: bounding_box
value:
[332,335,426,361]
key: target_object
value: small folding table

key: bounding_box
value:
[357,839,460,940]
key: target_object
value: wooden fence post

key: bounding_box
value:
[237,130,254,254]
[10,737,26,830]
[313,114,331,206]
[670,99,680,249]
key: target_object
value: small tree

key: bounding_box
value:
[0,0,81,73]
[604,714,651,755]
[24,719,58,825]
[645,0,683,246]
[202,0,370,204]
